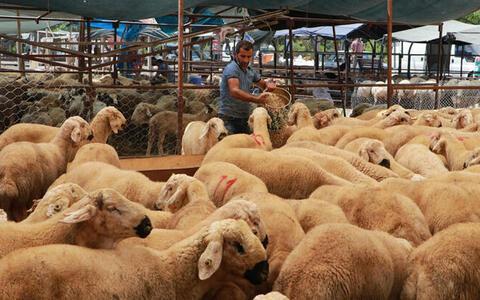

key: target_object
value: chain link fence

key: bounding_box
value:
[351,79,480,111]
[0,73,219,157]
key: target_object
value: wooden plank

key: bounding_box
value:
[120,155,204,182]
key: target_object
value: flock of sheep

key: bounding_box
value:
[1,72,480,299]
[354,76,480,110]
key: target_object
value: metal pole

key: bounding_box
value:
[78,19,85,83]
[407,43,413,78]
[399,41,403,74]
[288,19,295,99]
[386,0,393,108]
[434,23,443,109]
[314,36,318,76]
[343,37,350,116]
[460,45,464,77]
[113,23,118,84]
[332,25,345,116]
[16,10,25,77]
[177,0,185,154]
[87,20,92,85]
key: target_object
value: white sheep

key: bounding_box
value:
[401,222,480,300]
[310,185,432,246]
[154,174,216,230]
[22,183,87,223]
[395,143,448,178]
[67,143,121,171]
[181,117,228,155]
[0,116,92,221]
[248,107,273,151]
[194,161,269,207]
[287,102,314,129]
[274,223,413,299]
[0,188,153,258]
[0,219,268,299]
[49,162,164,209]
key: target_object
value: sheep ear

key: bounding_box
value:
[70,126,82,143]
[198,240,223,280]
[287,107,298,126]
[358,147,370,161]
[146,108,152,117]
[60,204,97,223]
[166,186,188,212]
[248,115,254,130]
[199,123,211,140]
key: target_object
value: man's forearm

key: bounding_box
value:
[230,88,262,104]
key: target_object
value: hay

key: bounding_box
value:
[262,88,291,131]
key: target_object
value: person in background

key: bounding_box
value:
[219,40,276,134]
[152,55,174,83]
[351,38,364,72]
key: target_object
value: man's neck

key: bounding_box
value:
[234,59,248,71]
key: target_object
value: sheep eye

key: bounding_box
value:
[106,206,121,214]
[233,242,245,254]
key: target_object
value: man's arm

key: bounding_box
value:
[255,78,276,92]
[228,78,268,104]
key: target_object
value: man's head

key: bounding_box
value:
[235,40,254,70]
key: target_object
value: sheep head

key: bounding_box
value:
[415,113,442,127]
[453,109,473,129]
[463,148,480,169]
[382,110,412,127]
[287,102,310,126]
[248,107,272,131]
[59,116,93,145]
[429,132,446,154]
[26,183,87,222]
[313,109,339,129]
[200,117,228,141]
[358,139,391,168]
[98,106,127,134]
[155,174,196,212]
[61,189,152,241]
[198,219,268,285]
[131,103,154,126]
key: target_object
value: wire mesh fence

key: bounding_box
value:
[351,80,480,111]
[0,73,220,157]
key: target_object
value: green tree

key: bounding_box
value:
[459,10,480,24]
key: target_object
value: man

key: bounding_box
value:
[219,40,276,134]
[152,55,174,83]
[351,38,364,72]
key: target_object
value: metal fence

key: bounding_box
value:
[0,74,220,157]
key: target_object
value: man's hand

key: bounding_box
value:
[256,93,269,104]
[265,80,276,91]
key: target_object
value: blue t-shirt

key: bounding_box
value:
[219,60,261,119]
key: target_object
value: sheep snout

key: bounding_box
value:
[244,260,269,285]
[134,216,153,238]
[379,159,391,169]
[262,235,269,249]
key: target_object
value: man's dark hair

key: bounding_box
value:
[235,40,254,54]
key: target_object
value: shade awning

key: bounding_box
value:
[391,20,476,42]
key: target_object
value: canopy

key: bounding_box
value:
[0,9,67,34]
[1,1,479,25]
[392,20,476,43]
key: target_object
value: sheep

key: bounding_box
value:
[287,102,314,129]
[379,178,480,234]
[181,117,228,155]
[397,79,416,108]
[0,189,152,258]
[0,219,268,299]
[272,147,379,185]
[67,143,121,172]
[395,143,449,178]
[194,162,269,207]
[401,223,480,300]
[203,136,350,199]
[232,192,305,288]
[0,209,6,223]
[147,104,217,155]
[430,132,480,170]
[343,138,422,180]
[248,107,273,150]
[154,174,216,230]
[286,125,352,145]
[0,106,126,155]
[284,198,349,232]
[274,223,413,300]
[22,183,87,223]
[284,141,399,181]
[0,116,93,221]
[310,185,431,246]
[312,108,340,128]
[49,162,164,210]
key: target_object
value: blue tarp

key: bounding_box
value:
[90,21,144,41]
[274,23,364,39]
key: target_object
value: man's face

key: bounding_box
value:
[235,48,253,70]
